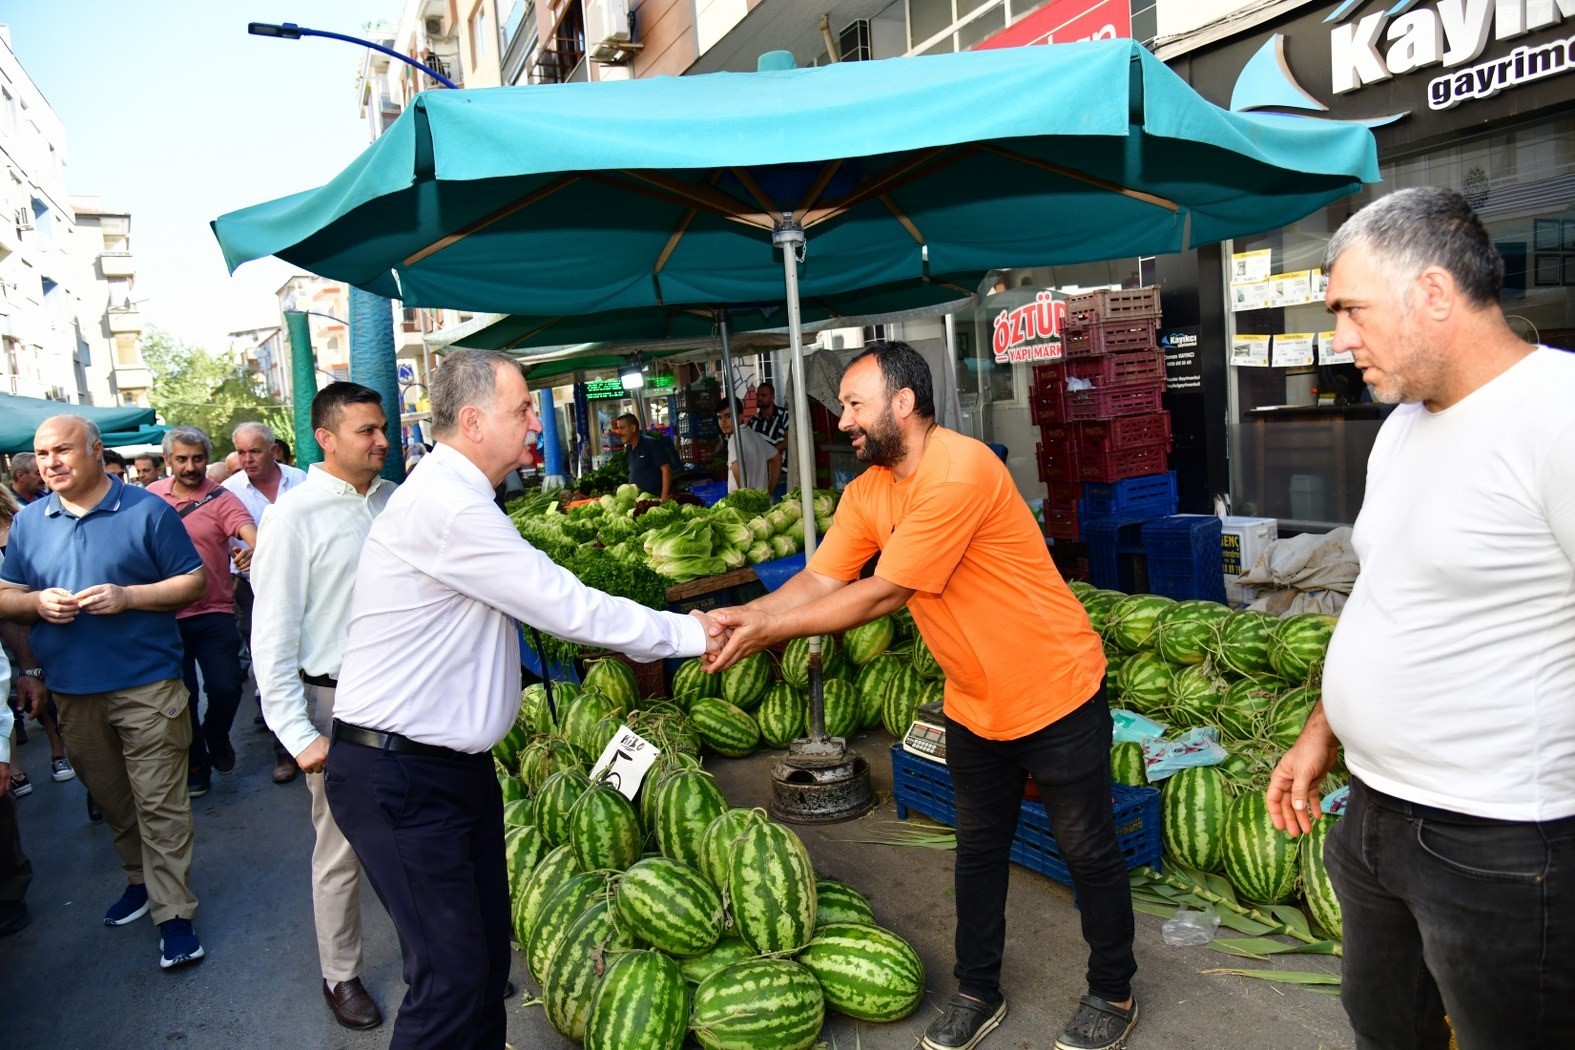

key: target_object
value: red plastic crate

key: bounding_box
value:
[1035,441,1077,483]
[1072,441,1171,484]
[1064,287,1162,327]
[1066,349,1165,385]
[1030,389,1064,426]
[1042,506,1081,540]
[1064,319,1160,357]
[1045,481,1082,509]
[1070,412,1173,452]
[1062,380,1166,421]
[1031,362,1067,389]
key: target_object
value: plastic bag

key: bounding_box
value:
[1111,709,1167,743]
[1162,904,1221,946]
[1141,727,1229,782]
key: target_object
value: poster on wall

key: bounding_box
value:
[1160,326,1203,392]
[1273,332,1316,367]
[1231,281,1272,311]
[1269,270,1315,307]
[1231,333,1271,367]
[1317,331,1352,364]
[1231,249,1272,284]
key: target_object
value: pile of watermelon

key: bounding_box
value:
[1075,584,1344,938]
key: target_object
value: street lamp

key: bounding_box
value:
[247,22,459,89]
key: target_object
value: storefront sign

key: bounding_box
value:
[976,0,1131,49]
[992,292,1068,364]
[1160,326,1203,392]
[583,374,676,400]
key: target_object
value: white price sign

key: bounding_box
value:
[589,726,661,801]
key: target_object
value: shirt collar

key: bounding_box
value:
[43,474,125,518]
[306,463,392,499]
[150,476,219,506]
[430,442,497,499]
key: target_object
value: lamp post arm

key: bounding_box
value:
[248,22,460,89]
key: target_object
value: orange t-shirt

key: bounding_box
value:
[810,427,1105,740]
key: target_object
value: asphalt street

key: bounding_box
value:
[0,687,1352,1049]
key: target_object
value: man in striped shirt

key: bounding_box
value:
[746,382,789,495]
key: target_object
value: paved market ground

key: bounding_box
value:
[1,687,1351,1050]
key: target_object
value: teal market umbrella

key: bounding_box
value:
[0,394,168,455]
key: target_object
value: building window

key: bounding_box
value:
[114,333,141,368]
[471,2,490,66]
[839,20,872,62]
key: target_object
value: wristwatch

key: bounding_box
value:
[19,668,44,680]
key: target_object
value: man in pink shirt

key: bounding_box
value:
[147,427,257,798]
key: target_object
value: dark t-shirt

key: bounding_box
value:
[625,434,678,496]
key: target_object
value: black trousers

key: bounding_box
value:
[0,791,31,903]
[326,743,510,1049]
[945,688,1136,1004]
[178,612,244,772]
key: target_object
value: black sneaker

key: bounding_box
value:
[9,772,31,798]
[1054,995,1138,1050]
[209,738,236,775]
[158,917,205,969]
[922,994,1008,1050]
[0,899,29,936]
[104,883,150,926]
[187,768,210,799]
[86,793,103,823]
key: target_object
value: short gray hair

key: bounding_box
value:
[232,421,276,447]
[431,349,520,435]
[1325,187,1503,308]
[163,425,212,460]
[37,415,101,452]
[10,452,37,473]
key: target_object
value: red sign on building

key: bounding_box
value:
[975,0,1132,50]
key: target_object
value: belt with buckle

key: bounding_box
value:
[330,719,471,761]
[300,672,339,689]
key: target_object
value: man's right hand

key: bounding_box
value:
[16,677,48,720]
[1265,700,1341,837]
[36,588,80,624]
[294,736,329,774]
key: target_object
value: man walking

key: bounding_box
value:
[7,454,44,506]
[326,350,721,1048]
[1269,187,1575,1049]
[132,454,163,487]
[717,399,781,494]
[147,427,257,797]
[610,413,677,501]
[252,383,394,1030]
[0,415,207,969]
[223,421,306,783]
[706,342,1136,1050]
[0,642,33,936]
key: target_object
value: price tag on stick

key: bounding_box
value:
[589,725,661,801]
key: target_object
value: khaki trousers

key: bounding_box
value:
[54,679,197,925]
[304,682,364,982]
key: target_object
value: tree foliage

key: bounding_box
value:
[142,327,289,457]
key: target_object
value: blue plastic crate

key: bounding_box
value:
[1083,512,1160,592]
[1081,471,1178,518]
[687,481,729,507]
[890,745,1162,886]
[1141,514,1226,603]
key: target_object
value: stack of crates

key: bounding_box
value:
[1035,287,1172,544]
[674,385,720,467]
[1141,515,1227,603]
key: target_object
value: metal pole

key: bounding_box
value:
[349,287,406,483]
[716,311,738,411]
[283,311,321,467]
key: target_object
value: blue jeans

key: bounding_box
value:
[1327,778,1575,1049]
[945,689,1136,1004]
[178,612,244,773]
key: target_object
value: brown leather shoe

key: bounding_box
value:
[272,757,299,784]
[323,977,382,1029]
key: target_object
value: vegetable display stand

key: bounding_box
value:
[664,567,765,615]
[890,746,1161,886]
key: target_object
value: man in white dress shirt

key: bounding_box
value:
[251,383,394,1031]
[222,421,306,783]
[326,350,722,1049]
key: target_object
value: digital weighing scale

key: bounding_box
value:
[900,699,948,763]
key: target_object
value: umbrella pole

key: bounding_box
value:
[715,312,738,414]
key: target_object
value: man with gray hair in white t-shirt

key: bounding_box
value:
[1267,186,1575,1050]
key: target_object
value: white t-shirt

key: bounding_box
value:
[1322,347,1575,821]
[726,426,779,493]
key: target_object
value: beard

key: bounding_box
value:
[1366,327,1443,405]
[852,406,904,467]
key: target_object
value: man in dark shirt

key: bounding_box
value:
[7,454,44,506]
[747,382,790,496]
[610,414,677,500]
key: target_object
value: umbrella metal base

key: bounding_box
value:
[768,738,875,825]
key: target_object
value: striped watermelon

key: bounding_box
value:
[721,652,773,711]
[815,879,876,927]
[583,656,641,711]
[919,677,945,708]
[493,722,533,771]
[1223,792,1300,904]
[728,821,817,954]
[678,935,757,986]
[794,922,924,1022]
[651,769,729,871]
[698,808,769,892]
[1081,589,1125,633]
[1270,613,1338,684]
[854,654,904,731]
[514,843,580,950]
[1161,765,1231,872]
[499,774,527,804]
[1213,611,1278,677]
[504,824,549,898]
[781,635,840,689]
[526,871,608,984]
[1068,580,1096,600]
[755,683,806,749]
[503,797,536,828]
[534,768,593,848]
[1265,684,1320,751]
[908,634,943,679]
[821,678,860,739]
[1300,817,1342,939]
[690,958,825,1050]
[880,665,929,739]
[1215,677,1287,743]
[843,616,895,666]
[671,656,721,703]
[584,948,689,1050]
[689,697,761,758]
[569,784,643,873]
[1104,594,1176,653]
[562,691,623,761]
[1167,662,1229,727]
[1110,740,1147,787]
[1115,651,1175,717]
[521,680,579,736]
[890,604,916,641]
[518,736,580,793]
[1154,601,1234,666]
[1216,750,1258,793]
[544,898,641,1041]
[615,856,725,957]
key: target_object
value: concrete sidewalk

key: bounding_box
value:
[0,696,1351,1049]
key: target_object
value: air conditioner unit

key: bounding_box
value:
[15,208,34,232]
[585,0,633,62]
[423,15,448,39]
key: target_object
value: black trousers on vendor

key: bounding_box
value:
[944,686,1135,1005]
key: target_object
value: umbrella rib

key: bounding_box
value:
[798,145,975,228]
[977,144,1180,212]
[601,171,776,230]
[790,161,845,224]
[878,195,924,246]
[403,174,580,267]
[728,167,783,219]
[653,171,725,278]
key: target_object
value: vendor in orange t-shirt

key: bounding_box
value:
[705,342,1136,1050]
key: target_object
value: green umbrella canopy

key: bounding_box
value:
[211,40,1377,319]
[0,394,168,455]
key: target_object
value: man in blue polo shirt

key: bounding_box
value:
[0,414,208,970]
[610,413,678,501]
